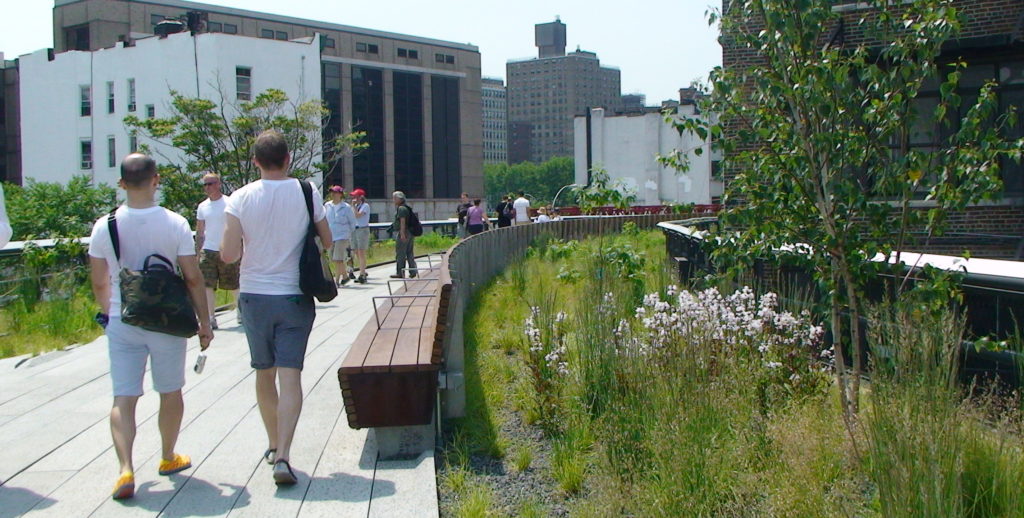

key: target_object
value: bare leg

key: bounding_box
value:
[274,367,303,462]
[332,260,344,283]
[355,249,367,277]
[110,396,140,474]
[256,368,279,452]
[158,390,184,461]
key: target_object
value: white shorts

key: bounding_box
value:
[106,317,187,397]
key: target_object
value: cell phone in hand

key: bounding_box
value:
[194,352,207,374]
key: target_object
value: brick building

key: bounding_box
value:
[721,0,1024,258]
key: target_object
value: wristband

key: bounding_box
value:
[94,312,109,328]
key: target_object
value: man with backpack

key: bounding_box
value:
[390,190,418,279]
[495,195,514,228]
[220,130,332,486]
[87,153,213,500]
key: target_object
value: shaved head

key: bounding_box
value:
[120,153,157,187]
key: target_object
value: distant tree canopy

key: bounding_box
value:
[4,175,117,240]
[125,88,365,223]
[483,157,575,208]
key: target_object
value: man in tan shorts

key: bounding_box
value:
[196,173,240,328]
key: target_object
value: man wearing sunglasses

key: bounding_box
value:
[196,173,240,329]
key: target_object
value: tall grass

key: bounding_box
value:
[441,229,1024,517]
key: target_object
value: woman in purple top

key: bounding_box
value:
[466,199,487,235]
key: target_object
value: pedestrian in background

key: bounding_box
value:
[455,192,472,238]
[390,191,417,279]
[466,198,487,235]
[495,195,513,228]
[513,191,531,226]
[324,186,357,286]
[196,172,240,329]
[350,188,371,284]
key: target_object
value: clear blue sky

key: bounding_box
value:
[0,0,721,103]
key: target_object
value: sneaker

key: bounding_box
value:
[358,274,367,284]
[390,274,404,279]
[210,318,218,330]
[349,271,357,280]
[409,272,417,279]
[111,471,135,500]
[340,276,350,286]
[158,453,192,476]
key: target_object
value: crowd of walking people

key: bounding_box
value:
[83,129,567,500]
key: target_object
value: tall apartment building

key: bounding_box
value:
[0,54,19,184]
[481,77,507,165]
[506,19,621,164]
[42,0,482,217]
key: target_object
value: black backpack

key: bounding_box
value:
[407,205,424,237]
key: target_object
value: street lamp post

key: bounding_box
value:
[551,183,580,212]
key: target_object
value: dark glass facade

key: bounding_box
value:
[392,72,424,198]
[431,76,461,198]
[322,62,343,188]
[352,67,386,198]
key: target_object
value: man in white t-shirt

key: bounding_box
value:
[196,173,239,329]
[88,153,213,500]
[513,191,531,225]
[221,130,332,486]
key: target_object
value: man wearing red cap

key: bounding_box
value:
[349,188,371,283]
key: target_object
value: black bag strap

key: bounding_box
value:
[299,180,315,230]
[107,209,120,263]
[143,253,174,271]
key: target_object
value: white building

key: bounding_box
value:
[19,30,322,187]
[573,104,720,206]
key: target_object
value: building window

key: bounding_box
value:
[127,78,136,112]
[80,140,92,169]
[432,75,461,197]
[236,67,252,100]
[107,81,115,114]
[276,31,288,40]
[208,21,222,32]
[64,24,90,51]
[356,42,378,54]
[129,133,138,153]
[397,48,407,58]
[80,85,91,117]
[356,42,367,52]
[435,53,444,63]
[146,104,155,118]
[409,50,419,59]
[107,136,116,168]
[351,66,386,198]
[323,37,335,48]
[150,14,166,26]
[368,44,379,54]
[223,23,237,34]
[435,53,455,64]
[393,72,425,198]
[260,29,274,39]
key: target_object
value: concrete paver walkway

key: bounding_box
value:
[0,264,438,518]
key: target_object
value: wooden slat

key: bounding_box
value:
[390,303,429,372]
[417,300,439,370]
[338,318,389,374]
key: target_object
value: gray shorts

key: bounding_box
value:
[351,227,370,250]
[106,317,187,396]
[331,239,350,262]
[238,293,316,370]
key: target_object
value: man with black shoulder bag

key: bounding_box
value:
[88,153,213,501]
[221,129,333,486]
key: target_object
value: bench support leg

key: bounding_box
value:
[372,413,436,461]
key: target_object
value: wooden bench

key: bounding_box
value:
[338,257,452,429]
